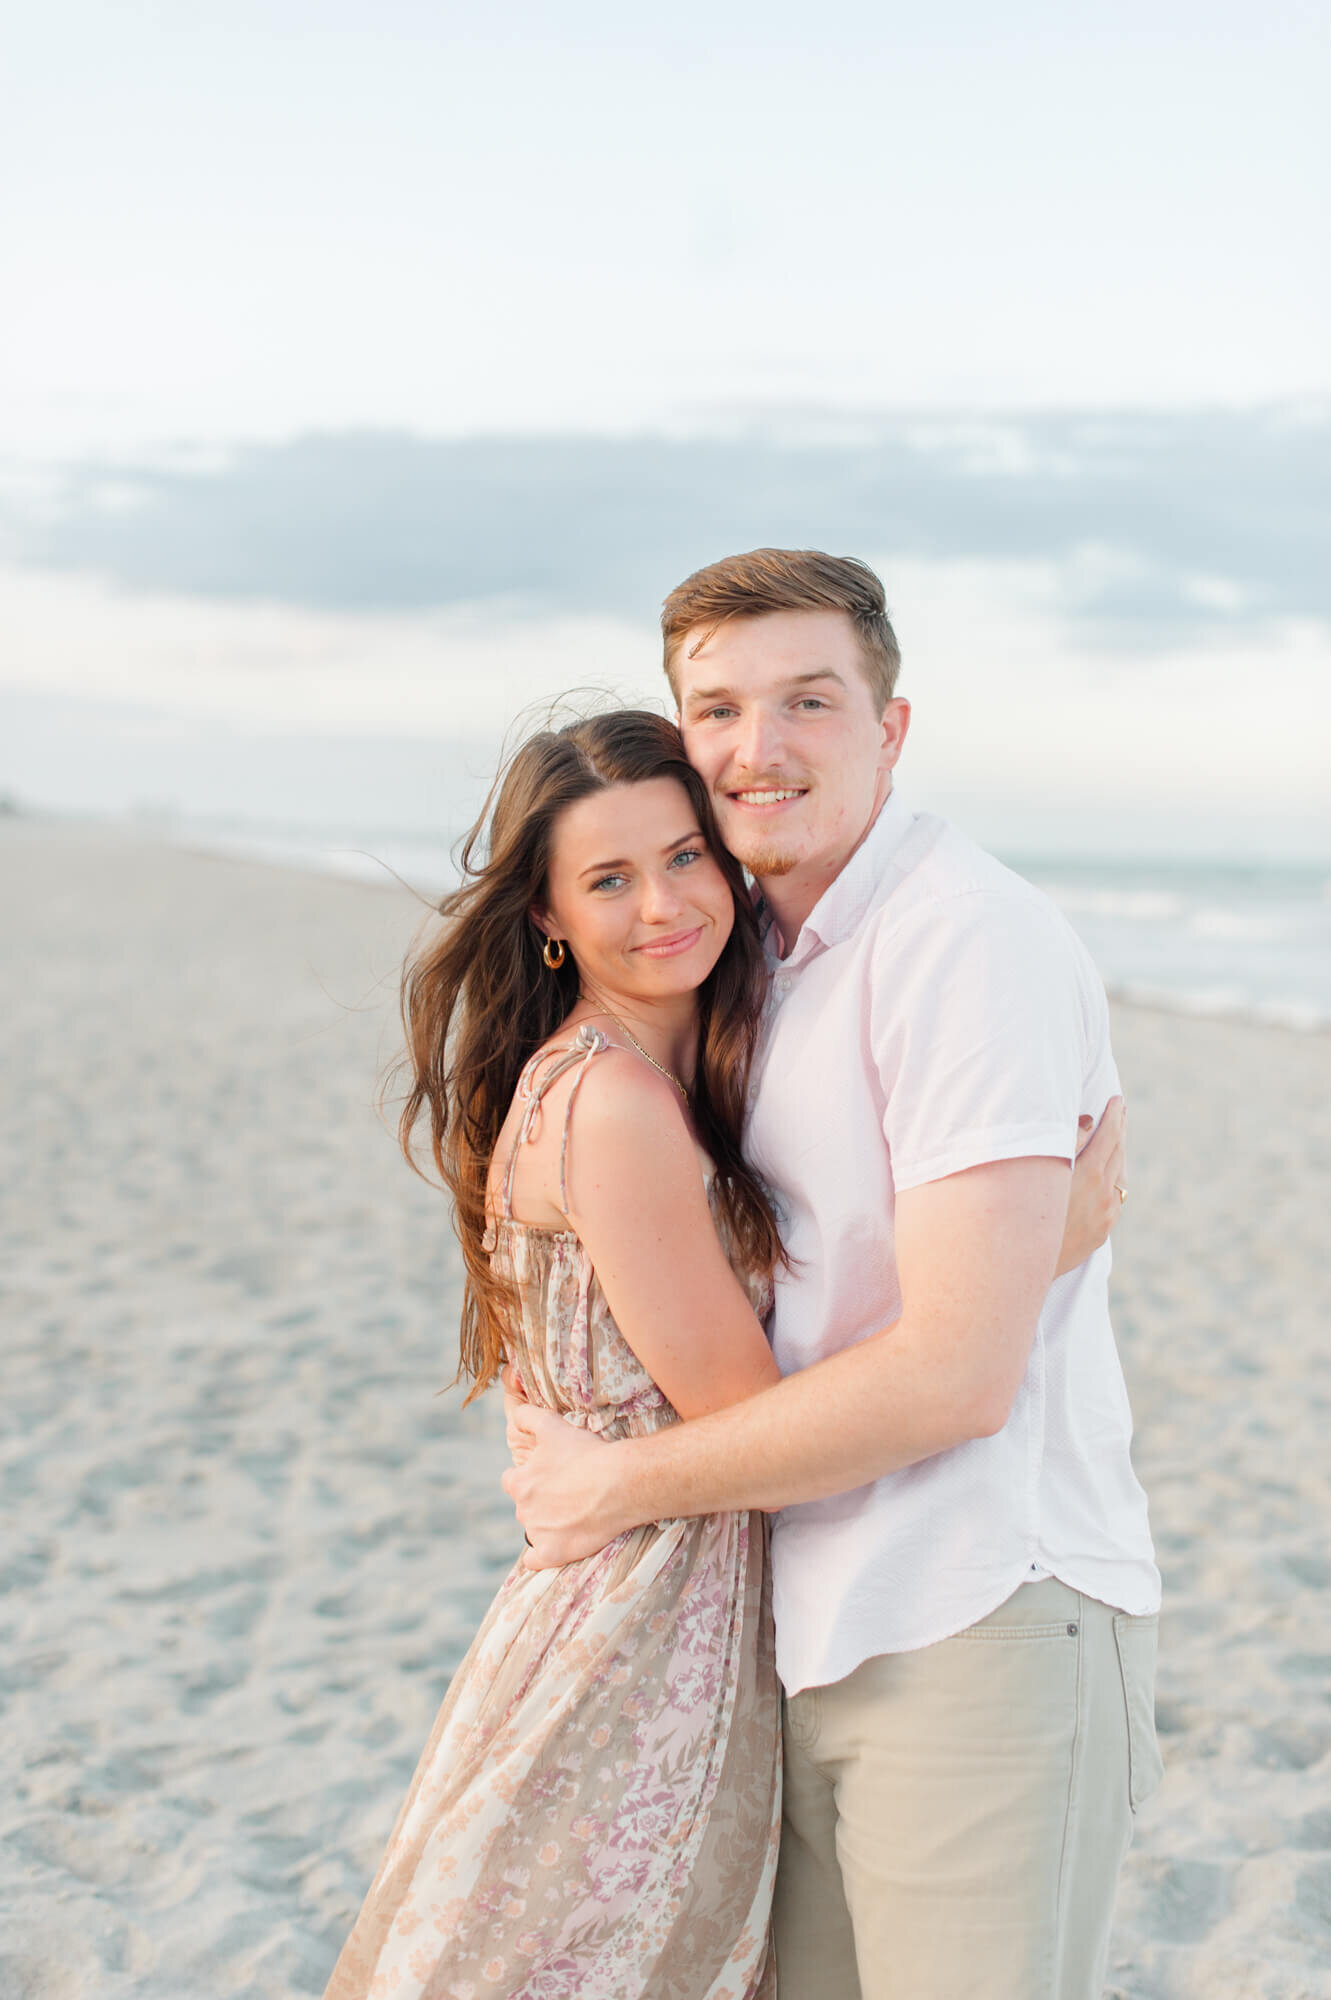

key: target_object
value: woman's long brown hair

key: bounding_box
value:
[396,709,784,1400]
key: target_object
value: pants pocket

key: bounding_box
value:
[783,1686,820,1752]
[1113,1612,1164,1811]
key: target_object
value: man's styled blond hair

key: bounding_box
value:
[661,548,902,711]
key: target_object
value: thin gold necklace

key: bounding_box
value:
[596,1009,690,1102]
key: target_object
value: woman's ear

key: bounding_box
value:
[529,903,555,940]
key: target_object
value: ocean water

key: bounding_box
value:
[171,816,1331,1035]
[1012,856,1331,1033]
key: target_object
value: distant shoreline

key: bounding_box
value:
[8,805,1326,1035]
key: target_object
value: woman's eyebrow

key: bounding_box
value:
[578,855,631,878]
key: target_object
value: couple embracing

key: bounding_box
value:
[324,548,1162,2000]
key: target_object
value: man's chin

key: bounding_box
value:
[727,839,800,878]
[717,794,809,879]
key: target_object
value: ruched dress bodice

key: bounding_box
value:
[485,1024,772,1443]
[490,1182,772,1444]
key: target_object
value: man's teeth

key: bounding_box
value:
[733,788,803,804]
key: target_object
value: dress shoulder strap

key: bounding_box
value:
[496,1024,611,1221]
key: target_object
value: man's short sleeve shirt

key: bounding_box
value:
[745,792,1160,1694]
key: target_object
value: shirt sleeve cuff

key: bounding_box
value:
[891,1123,1077,1193]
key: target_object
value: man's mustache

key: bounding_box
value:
[715,773,812,795]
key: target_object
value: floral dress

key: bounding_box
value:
[323,1026,780,2000]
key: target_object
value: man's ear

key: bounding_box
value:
[879,697,911,771]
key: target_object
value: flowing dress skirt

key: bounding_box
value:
[323,1509,778,2000]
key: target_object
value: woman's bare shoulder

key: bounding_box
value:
[489,1036,689,1225]
[560,1038,689,1129]
[556,1052,708,1221]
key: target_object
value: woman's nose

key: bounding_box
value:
[639,870,685,920]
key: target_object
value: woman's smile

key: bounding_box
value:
[632,925,707,960]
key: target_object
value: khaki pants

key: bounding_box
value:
[773,1578,1162,2000]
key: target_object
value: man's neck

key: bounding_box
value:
[756,783,893,960]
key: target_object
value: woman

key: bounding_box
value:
[326,711,788,1999]
[325,710,1119,2000]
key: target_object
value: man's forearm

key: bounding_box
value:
[604,1158,1067,1530]
[607,1312,997,1530]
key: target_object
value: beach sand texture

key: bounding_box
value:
[3,820,1329,1999]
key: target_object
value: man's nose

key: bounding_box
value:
[732,706,785,773]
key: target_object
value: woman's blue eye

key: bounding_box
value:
[591,850,702,891]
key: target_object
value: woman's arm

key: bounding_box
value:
[552,1057,781,1420]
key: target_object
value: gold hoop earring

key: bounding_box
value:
[542,936,566,970]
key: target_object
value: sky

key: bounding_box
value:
[2,1,1327,857]
[5,0,1327,451]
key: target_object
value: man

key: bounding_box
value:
[506,548,1161,1999]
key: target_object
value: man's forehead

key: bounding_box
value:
[679,605,859,667]
[682,605,856,655]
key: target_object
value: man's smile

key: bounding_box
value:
[726,785,809,809]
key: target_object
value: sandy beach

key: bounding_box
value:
[3,816,1329,2000]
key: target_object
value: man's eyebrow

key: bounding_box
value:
[684,668,849,705]
[577,830,703,879]
[787,669,849,689]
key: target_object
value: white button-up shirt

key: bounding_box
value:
[746,791,1160,1694]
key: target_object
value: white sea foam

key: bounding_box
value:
[1038,886,1186,922]
[1108,982,1330,1034]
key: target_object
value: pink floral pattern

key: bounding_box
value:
[324,1147,780,1998]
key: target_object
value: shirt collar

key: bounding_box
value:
[761,788,916,965]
